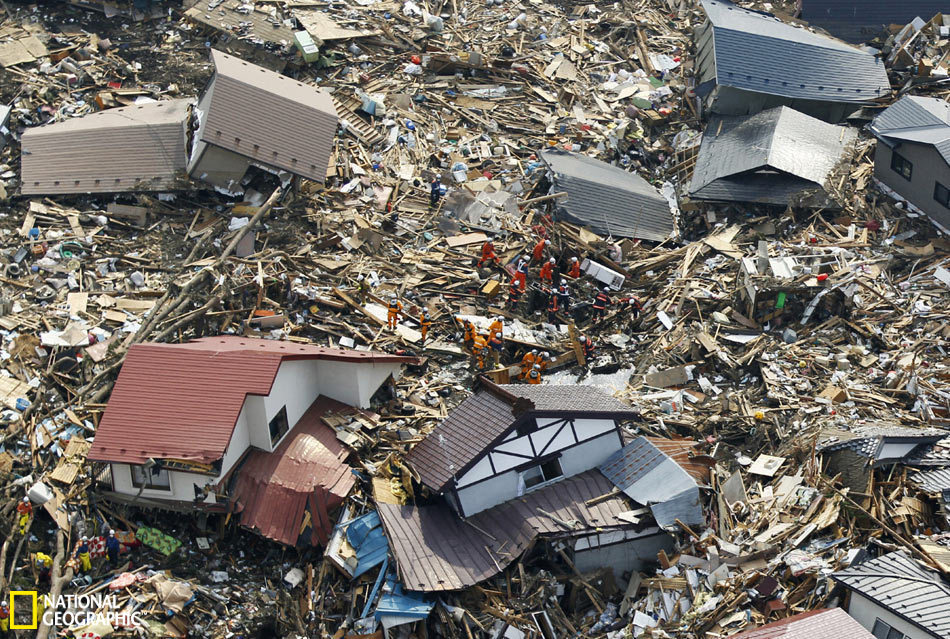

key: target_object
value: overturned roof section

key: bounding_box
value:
[407,380,637,492]
[21,99,191,195]
[201,50,338,183]
[599,436,709,530]
[831,551,950,639]
[871,95,950,165]
[378,469,634,592]
[818,424,946,466]
[231,396,356,547]
[727,607,873,639]
[690,107,856,206]
[541,150,674,242]
[700,0,890,103]
[88,336,414,465]
[801,1,946,44]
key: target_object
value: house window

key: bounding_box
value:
[269,406,289,446]
[521,458,564,489]
[130,465,171,491]
[890,150,913,181]
[872,619,906,639]
[935,182,950,208]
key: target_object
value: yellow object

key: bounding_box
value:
[18,513,30,534]
[79,552,91,572]
[754,410,765,420]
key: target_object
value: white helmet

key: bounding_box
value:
[531,349,538,355]
[549,257,555,263]
[579,335,587,342]
[109,529,115,535]
[571,257,578,262]
[22,496,29,503]
[544,240,550,245]
[603,287,609,292]
[81,535,88,541]
[358,275,364,281]
[560,279,566,285]
[533,364,541,370]
[542,351,549,358]
[391,296,398,302]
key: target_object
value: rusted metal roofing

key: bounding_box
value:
[407,381,637,492]
[21,99,191,195]
[231,396,355,546]
[378,470,635,592]
[646,437,713,484]
[88,336,414,465]
[200,50,337,183]
[728,608,873,639]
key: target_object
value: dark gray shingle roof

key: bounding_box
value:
[689,106,856,205]
[832,551,950,638]
[701,0,890,103]
[912,468,950,493]
[871,96,950,164]
[541,150,674,242]
[801,1,947,44]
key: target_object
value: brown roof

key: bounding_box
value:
[646,437,713,484]
[378,469,635,591]
[199,50,337,183]
[407,380,638,492]
[231,396,356,546]
[21,99,191,195]
[88,336,414,465]
[728,608,874,639]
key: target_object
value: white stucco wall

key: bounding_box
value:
[111,463,216,504]
[220,403,251,477]
[456,470,519,515]
[558,432,622,477]
[847,591,933,639]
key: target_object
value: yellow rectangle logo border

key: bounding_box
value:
[10,591,37,629]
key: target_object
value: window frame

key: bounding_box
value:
[130,464,171,491]
[890,150,913,181]
[269,406,290,447]
[872,619,906,639]
[521,457,564,490]
[935,181,950,208]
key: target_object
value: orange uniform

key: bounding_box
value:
[539,261,554,283]
[532,239,548,263]
[568,260,581,279]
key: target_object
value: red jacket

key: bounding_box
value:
[532,239,546,262]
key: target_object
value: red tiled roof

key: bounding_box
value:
[89,336,413,464]
[231,396,356,546]
[728,608,874,639]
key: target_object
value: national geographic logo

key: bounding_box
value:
[9,591,141,630]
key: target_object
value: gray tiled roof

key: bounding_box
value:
[801,1,948,44]
[541,150,674,242]
[690,106,856,205]
[832,551,950,638]
[498,384,632,413]
[871,96,950,165]
[911,468,950,493]
[701,0,890,103]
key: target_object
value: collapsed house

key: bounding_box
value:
[688,106,857,208]
[540,149,675,242]
[870,95,950,231]
[799,1,947,44]
[87,336,413,545]
[831,551,950,639]
[20,99,192,195]
[694,0,891,122]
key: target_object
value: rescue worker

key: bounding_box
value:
[532,238,550,263]
[387,296,402,331]
[430,173,442,207]
[507,278,522,310]
[579,335,595,364]
[16,496,32,535]
[419,309,431,343]
[34,551,53,584]
[514,256,529,291]
[472,332,488,370]
[527,364,542,384]
[489,331,504,367]
[75,536,92,573]
[478,239,500,267]
[356,275,370,305]
[568,256,581,279]
[489,316,504,339]
[556,279,571,310]
[539,257,555,284]
[106,529,121,567]
[520,349,538,378]
[460,318,476,350]
[0,601,9,636]
[621,295,643,319]
[538,351,551,373]
[592,287,611,322]
[547,289,560,324]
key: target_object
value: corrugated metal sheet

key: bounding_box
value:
[599,436,704,529]
[376,571,433,625]
[690,106,856,205]
[728,608,873,639]
[378,470,635,592]
[231,396,355,546]
[541,150,674,242]
[88,336,413,465]
[871,96,950,164]
[832,551,950,638]
[702,0,890,104]
[802,0,947,43]
[21,99,191,195]
[407,382,638,492]
[200,50,337,183]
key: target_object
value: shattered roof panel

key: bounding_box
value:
[801,1,949,43]
[378,470,633,591]
[21,99,191,195]
[231,396,356,546]
[701,0,890,103]
[407,383,637,492]
[201,50,338,183]
[184,0,296,47]
[690,107,856,204]
[728,607,874,639]
[88,337,412,465]
[541,150,674,242]
[831,551,950,638]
